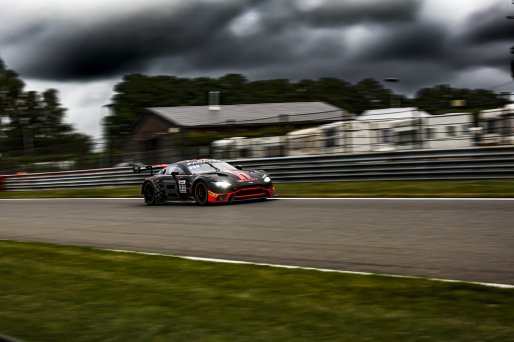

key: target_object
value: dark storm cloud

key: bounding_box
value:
[358,22,448,62]
[17,0,256,80]
[299,0,422,26]
[9,0,425,81]
[464,3,514,44]
[150,0,423,73]
[3,0,511,92]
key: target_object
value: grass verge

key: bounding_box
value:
[1,240,513,341]
[1,179,514,198]
[277,179,514,198]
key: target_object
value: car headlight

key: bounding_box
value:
[263,176,271,183]
[213,181,232,189]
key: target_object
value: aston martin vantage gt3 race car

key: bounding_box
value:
[135,159,276,205]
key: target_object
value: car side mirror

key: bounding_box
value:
[235,165,243,170]
[171,171,180,176]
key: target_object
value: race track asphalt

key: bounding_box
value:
[1,198,513,284]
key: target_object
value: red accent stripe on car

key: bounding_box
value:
[229,171,247,181]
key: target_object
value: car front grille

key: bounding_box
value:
[233,187,269,199]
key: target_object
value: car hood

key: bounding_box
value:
[202,170,267,184]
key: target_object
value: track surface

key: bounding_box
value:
[1,198,513,284]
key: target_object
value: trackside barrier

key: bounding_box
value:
[0,175,4,191]
[230,146,514,182]
[2,166,162,191]
[3,146,514,191]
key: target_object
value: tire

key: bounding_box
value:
[194,181,209,206]
[143,182,159,206]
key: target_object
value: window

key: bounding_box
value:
[381,129,392,143]
[462,124,470,135]
[187,161,238,174]
[165,164,185,175]
[397,130,416,145]
[324,127,337,148]
[446,126,456,137]
[424,127,435,140]
[486,119,499,134]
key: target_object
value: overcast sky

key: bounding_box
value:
[0,0,513,143]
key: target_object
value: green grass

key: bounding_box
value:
[277,179,514,198]
[1,240,513,341]
[0,186,141,198]
[1,179,514,198]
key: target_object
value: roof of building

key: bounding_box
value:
[358,107,431,120]
[146,102,346,127]
[480,104,514,116]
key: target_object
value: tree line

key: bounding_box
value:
[0,57,508,157]
[0,58,91,158]
[107,73,507,150]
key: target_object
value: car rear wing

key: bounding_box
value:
[133,164,167,176]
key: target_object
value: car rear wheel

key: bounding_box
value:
[143,182,159,206]
[194,182,209,206]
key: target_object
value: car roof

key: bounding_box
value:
[178,159,226,166]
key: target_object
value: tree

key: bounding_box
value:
[0,58,25,111]
[108,74,189,151]
[0,58,26,155]
[0,57,92,157]
[107,72,505,150]
[414,85,506,114]
[352,78,411,114]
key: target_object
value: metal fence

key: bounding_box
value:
[231,146,514,182]
[2,109,513,175]
[3,146,514,191]
[2,167,155,191]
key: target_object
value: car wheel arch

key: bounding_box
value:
[141,180,152,194]
[193,179,209,205]
[143,181,158,205]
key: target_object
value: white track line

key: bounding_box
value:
[2,197,514,201]
[104,248,514,289]
[0,198,142,201]
[1,237,512,288]
[277,197,514,201]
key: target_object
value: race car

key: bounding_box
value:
[135,159,276,205]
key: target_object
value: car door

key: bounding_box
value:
[162,164,182,199]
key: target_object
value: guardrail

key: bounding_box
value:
[2,167,158,191]
[231,146,514,182]
[3,146,514,191]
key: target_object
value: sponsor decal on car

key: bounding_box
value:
[186,159,217,166]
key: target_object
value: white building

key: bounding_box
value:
[357,107,431,151]
[245,136,284,158]
[211,137,247,159]
[479,104,514,145]
[286,121,376,155]
[286,127,322,156]
[423,113,474,149]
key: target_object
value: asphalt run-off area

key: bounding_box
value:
[1,197,513,285]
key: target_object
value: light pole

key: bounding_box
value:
[507,5,513,79]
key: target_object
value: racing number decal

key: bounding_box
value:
[178,179,187,193]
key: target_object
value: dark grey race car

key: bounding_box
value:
[135,159,276,205]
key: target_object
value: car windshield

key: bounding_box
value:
[187,162,238,174]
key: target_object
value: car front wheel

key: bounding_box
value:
[194,182,209,206]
